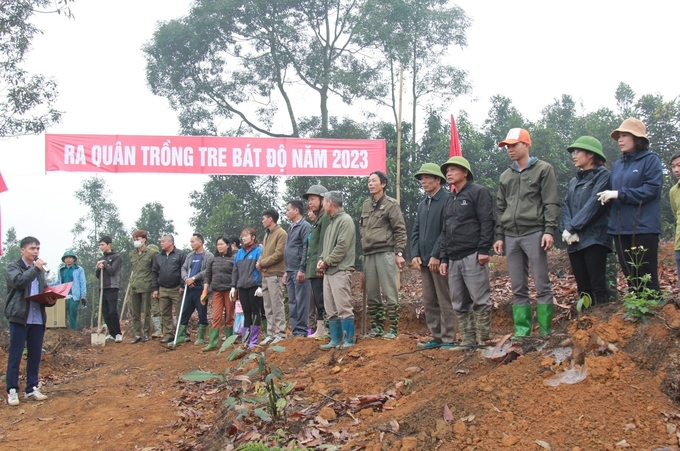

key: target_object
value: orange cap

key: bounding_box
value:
[498,128,531,147]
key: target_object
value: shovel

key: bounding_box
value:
[169,284,189,350]
[91,275,106,346]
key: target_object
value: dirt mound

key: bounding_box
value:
[2,245,680,450]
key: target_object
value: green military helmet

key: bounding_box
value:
[303,184,328,200]
[567,136,605,162]
[414,162,446,185]
[61,249,78,262]
[441,156,473,181]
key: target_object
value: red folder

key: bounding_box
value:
[26,282,73,304]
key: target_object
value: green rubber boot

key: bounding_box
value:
[202,328,220,352]
[262,318,268,337]
[225,326,234,338]
[536,303,554,337]
[320,318,342,350]
[512,304,533,340]
[194,325,207,345]
[172,325,187,347]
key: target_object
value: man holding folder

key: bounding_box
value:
[5,236,56,406]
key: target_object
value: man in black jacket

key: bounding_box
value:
[95,236,123,342]
[439,157,495,349]
[5,236,55,406]
[151,234,186,343]
[410,163,457,349]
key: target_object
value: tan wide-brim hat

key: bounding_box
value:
[611,118,649,143]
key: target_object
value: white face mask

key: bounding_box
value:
[133,240,144,248]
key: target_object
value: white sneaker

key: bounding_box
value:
[260,336,275,345]
[105,335,115,341]
[270,336,284,344]
[115,334,123,343]
[25,388,48,401]
[7,389,19,406]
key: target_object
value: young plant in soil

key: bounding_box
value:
[622,246,664,323]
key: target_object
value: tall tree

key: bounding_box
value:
[0,0,73,137]
[359,0,471,143]
[134,202,176,246]
[144,0,379,138]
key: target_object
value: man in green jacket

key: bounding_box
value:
[129,230,160,343]
[493,128,561,339]
[303,184,331,339]
[360,170,407,339]
[317,191,356,350]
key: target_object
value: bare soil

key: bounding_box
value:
[3,244,680,451]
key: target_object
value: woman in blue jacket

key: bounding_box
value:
[597,118,662,293]
[230,228,263,349]
[52,250,87,330]
[562,137,612,305]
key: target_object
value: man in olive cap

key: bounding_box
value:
[439,157,495,349]
[303,184,331,339]
[411,163,457,349]
[52,250,87,330]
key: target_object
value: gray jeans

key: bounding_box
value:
[420,267,456,342]
[447,253,492,312]
[505,231,553,305]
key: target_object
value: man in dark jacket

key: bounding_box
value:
[95,235,123,342]
[284,199,312,337]
[5,236,55,406]
[152,235,186,343]
[439,157,495,349]
[410,163,457,349]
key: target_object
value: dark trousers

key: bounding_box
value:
[102,288,121,336]
[6,322,45,394]
[311,277,325,318]
[239,286,262,327]
[286,271,311,336]
[569,244,610,304]
[612,233,660,292]
[180,288,208,326]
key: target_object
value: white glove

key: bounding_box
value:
[562,230,572,243]
[230,287,236,300]
[597,190,618,205]
[568,233,580,244]
[254,287,263,297]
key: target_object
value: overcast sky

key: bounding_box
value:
[1,0,678,268]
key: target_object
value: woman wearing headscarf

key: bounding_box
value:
[597,118,663,294]
[201,236,235,352]
[562,136,612,305]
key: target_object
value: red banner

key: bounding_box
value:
[45,134,386,176]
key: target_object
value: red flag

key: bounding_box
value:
[449,114,462,157]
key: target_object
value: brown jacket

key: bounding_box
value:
[258,225,287,277]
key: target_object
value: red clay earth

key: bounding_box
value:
[2,244,680,451]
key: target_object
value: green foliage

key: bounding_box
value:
[0,227,22,328]
[0,0,74,137]
[134,202,176,246]
[622,246,664,323]
[576,292,592,314]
